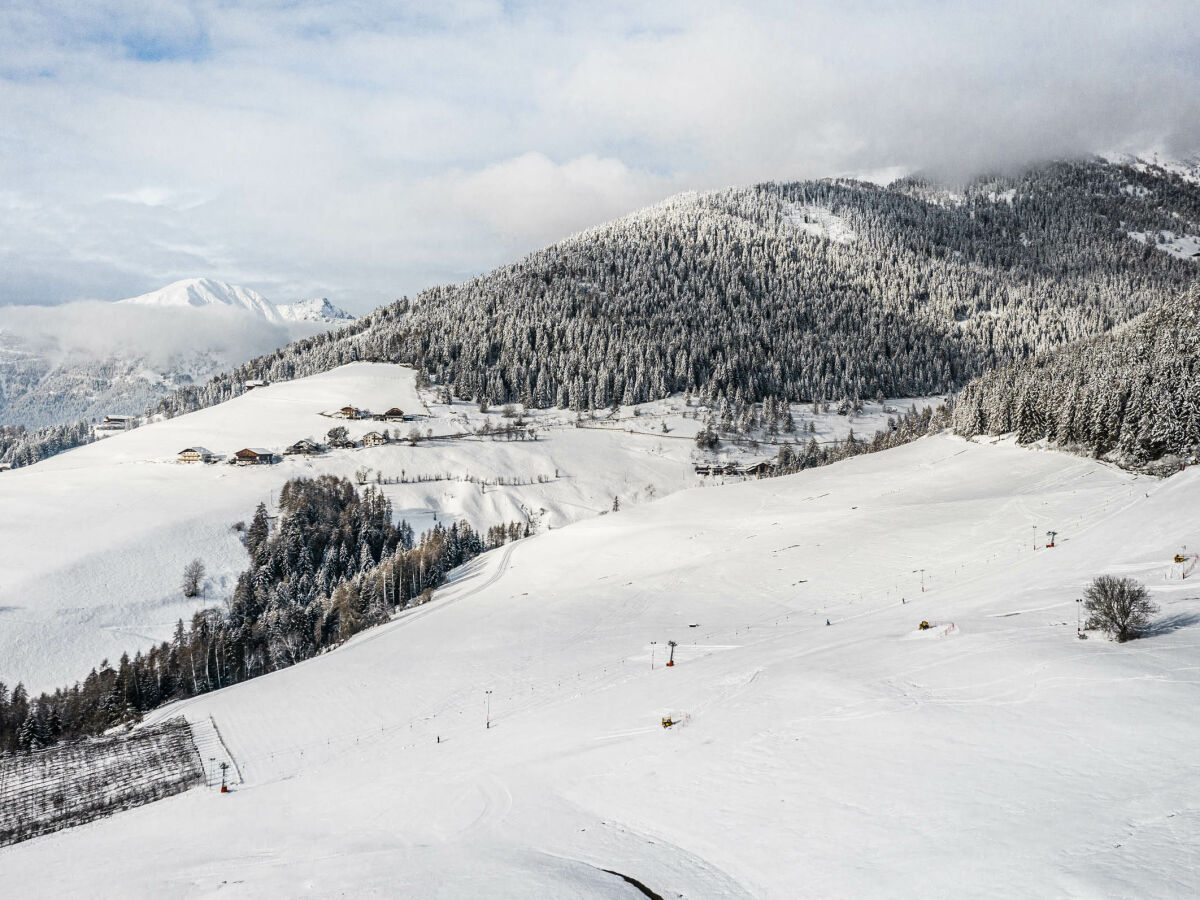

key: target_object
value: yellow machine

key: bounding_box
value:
[1176,554,1188,564]
[662,716,675,729]
[918,621,932,631]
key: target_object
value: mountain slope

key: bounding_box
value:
[2,435,1197,896]
[158,158,1200,421]
[0,360,922,690]
[953,282,1200,465]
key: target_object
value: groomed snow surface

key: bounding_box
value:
[3,433,1199,897]
[0,363,917,691]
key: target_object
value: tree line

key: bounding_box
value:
[953,283,1200,467]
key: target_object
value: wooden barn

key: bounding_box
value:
[376,407,405,422]
[177,447,215,464]
[244,379,269,390]
[234,448,275,465]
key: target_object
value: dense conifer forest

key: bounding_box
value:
[953,283,1200,466]
[0,420,94,470]
[0,476,523,755]
[155,159,1198,419]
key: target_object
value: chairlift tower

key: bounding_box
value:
[666,640,678,667]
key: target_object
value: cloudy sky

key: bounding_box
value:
[2,0,1198,313]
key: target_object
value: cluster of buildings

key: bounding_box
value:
[332,405,407,422]
[694,459,775,477]
[176,402,411,465]
[177,447,276,465]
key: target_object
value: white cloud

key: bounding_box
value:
[0,300,324,371]
[0,0,1197,312]
[449,152,672,244]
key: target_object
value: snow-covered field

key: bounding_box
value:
[0,362,915,691]
[1127,228,1200,261]
[2,434,1198,897]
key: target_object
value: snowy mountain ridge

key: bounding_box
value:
[0,280,355,429]
[118,278,285,323]
[275,296,356,324]
[118,278,356,326]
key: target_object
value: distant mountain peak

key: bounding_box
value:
[118,278,284,323]
[276,297,355,324]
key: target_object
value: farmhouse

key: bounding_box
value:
[96,415,136,431]
[362,431,389,447]
[739,460,776,477]
[334,406,363,419]
[284,438,322,456]
[375,407,405,422]
[177,447,215,464]
[234,448,275,465]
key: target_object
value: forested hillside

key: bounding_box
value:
[155,158,1198,419]
[953,283,1200,466]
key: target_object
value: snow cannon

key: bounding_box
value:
[918,621,932,631]
[662,716,675,729]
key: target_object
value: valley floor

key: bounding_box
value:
[2,435,1198,897]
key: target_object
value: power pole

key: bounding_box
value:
[485,690,492,729]
[650,641,657,670]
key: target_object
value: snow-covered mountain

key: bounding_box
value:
[117,277,286,323]
[160,158,1200,426]
[119,279,356,326]
[0,279,355,429]
[276,297,356,324]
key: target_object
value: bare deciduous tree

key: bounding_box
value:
[182,559,206,598]
[1083,575,1158,642]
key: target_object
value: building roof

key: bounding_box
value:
[237,447,274,456]
[178,447,214,456]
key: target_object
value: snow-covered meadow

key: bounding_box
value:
[2,433,1198,897]
[0,363,917,690]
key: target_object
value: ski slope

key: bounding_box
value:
[0,363,917,691]
[3,435,1198,897]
